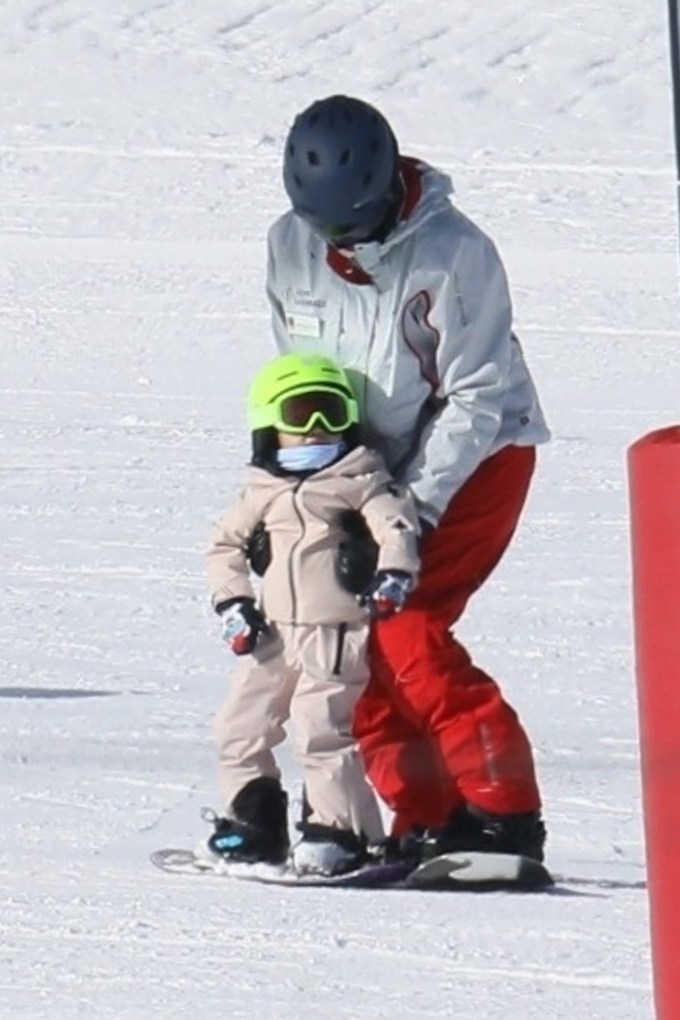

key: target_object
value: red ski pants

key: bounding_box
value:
[353,444,542,836]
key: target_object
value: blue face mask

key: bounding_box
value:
[276,441,347,473]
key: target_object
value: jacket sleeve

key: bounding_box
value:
[358,471,421,581]
[205,491,261,611]
[400,228,513,524]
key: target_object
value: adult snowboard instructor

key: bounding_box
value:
[264,94,551,863]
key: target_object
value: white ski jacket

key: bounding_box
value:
[266,157,550,524]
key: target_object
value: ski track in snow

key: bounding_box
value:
[0,1,669,1017]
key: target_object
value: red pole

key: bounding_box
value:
[628,425,680,1020]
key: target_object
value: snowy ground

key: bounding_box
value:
[1,2,676,1018]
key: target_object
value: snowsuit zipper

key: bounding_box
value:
[332,623,348,676]
[288,480,305,622]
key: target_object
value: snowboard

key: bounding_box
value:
[406,850,554,891]
[150,847,553,891]
[150,847,414,887]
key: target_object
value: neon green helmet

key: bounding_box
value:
[247,353,359,434]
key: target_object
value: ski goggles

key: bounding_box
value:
[320,221,377,247]
[302,198,392,248]
[251,387,359,435]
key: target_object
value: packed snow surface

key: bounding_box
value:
[2,2,677,1018]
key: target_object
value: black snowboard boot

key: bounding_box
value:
[377,827,427,867]
[425,803,547,863]
[207,776,289,865]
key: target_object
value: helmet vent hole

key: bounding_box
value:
[363,171,373,186]
[307,150,320,166]
[339,148,351,166]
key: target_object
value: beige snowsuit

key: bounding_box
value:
[207,444,420,842]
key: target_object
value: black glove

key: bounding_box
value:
[218,597,268,655]
[336,509,379,595]
[246,521,271,577]
[359,570,414,620]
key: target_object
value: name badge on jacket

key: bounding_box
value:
[286,313,322,339]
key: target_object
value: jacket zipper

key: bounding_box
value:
[337,290,380,416]
[288,481,305,622]
[332,623,348,676]
[362,296,380,413]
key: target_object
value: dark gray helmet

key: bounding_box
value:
[283,95,400,244]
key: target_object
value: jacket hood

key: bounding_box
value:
[384,157,454,249]
[324,157,454,280]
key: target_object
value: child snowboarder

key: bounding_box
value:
[202,352,420,876]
